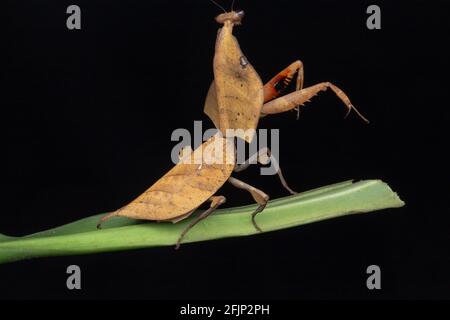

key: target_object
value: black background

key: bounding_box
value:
[1,0,448,299]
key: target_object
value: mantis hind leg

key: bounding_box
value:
[160,209,196,223]
[228,177,270,232]
[175,195,226,250]
[97,211,120,229]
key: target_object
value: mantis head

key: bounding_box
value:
[215,10,245,25]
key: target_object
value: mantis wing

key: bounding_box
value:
[113,135,235,221]
[204,23,264,143]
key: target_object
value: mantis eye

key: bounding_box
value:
[236,10,245,20]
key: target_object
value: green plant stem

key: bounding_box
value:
[0,180,404,264]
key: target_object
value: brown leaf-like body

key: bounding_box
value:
[204,22,264,143]
[115,135,235,221]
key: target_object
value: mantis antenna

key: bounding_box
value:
[231,0,236,11]
[209,0,227,13]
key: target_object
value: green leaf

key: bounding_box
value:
[0,180,404,264]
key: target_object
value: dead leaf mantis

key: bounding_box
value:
[97,7,369,249]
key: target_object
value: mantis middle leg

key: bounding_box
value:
[234,147,297,195]
[228,176,269,232]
